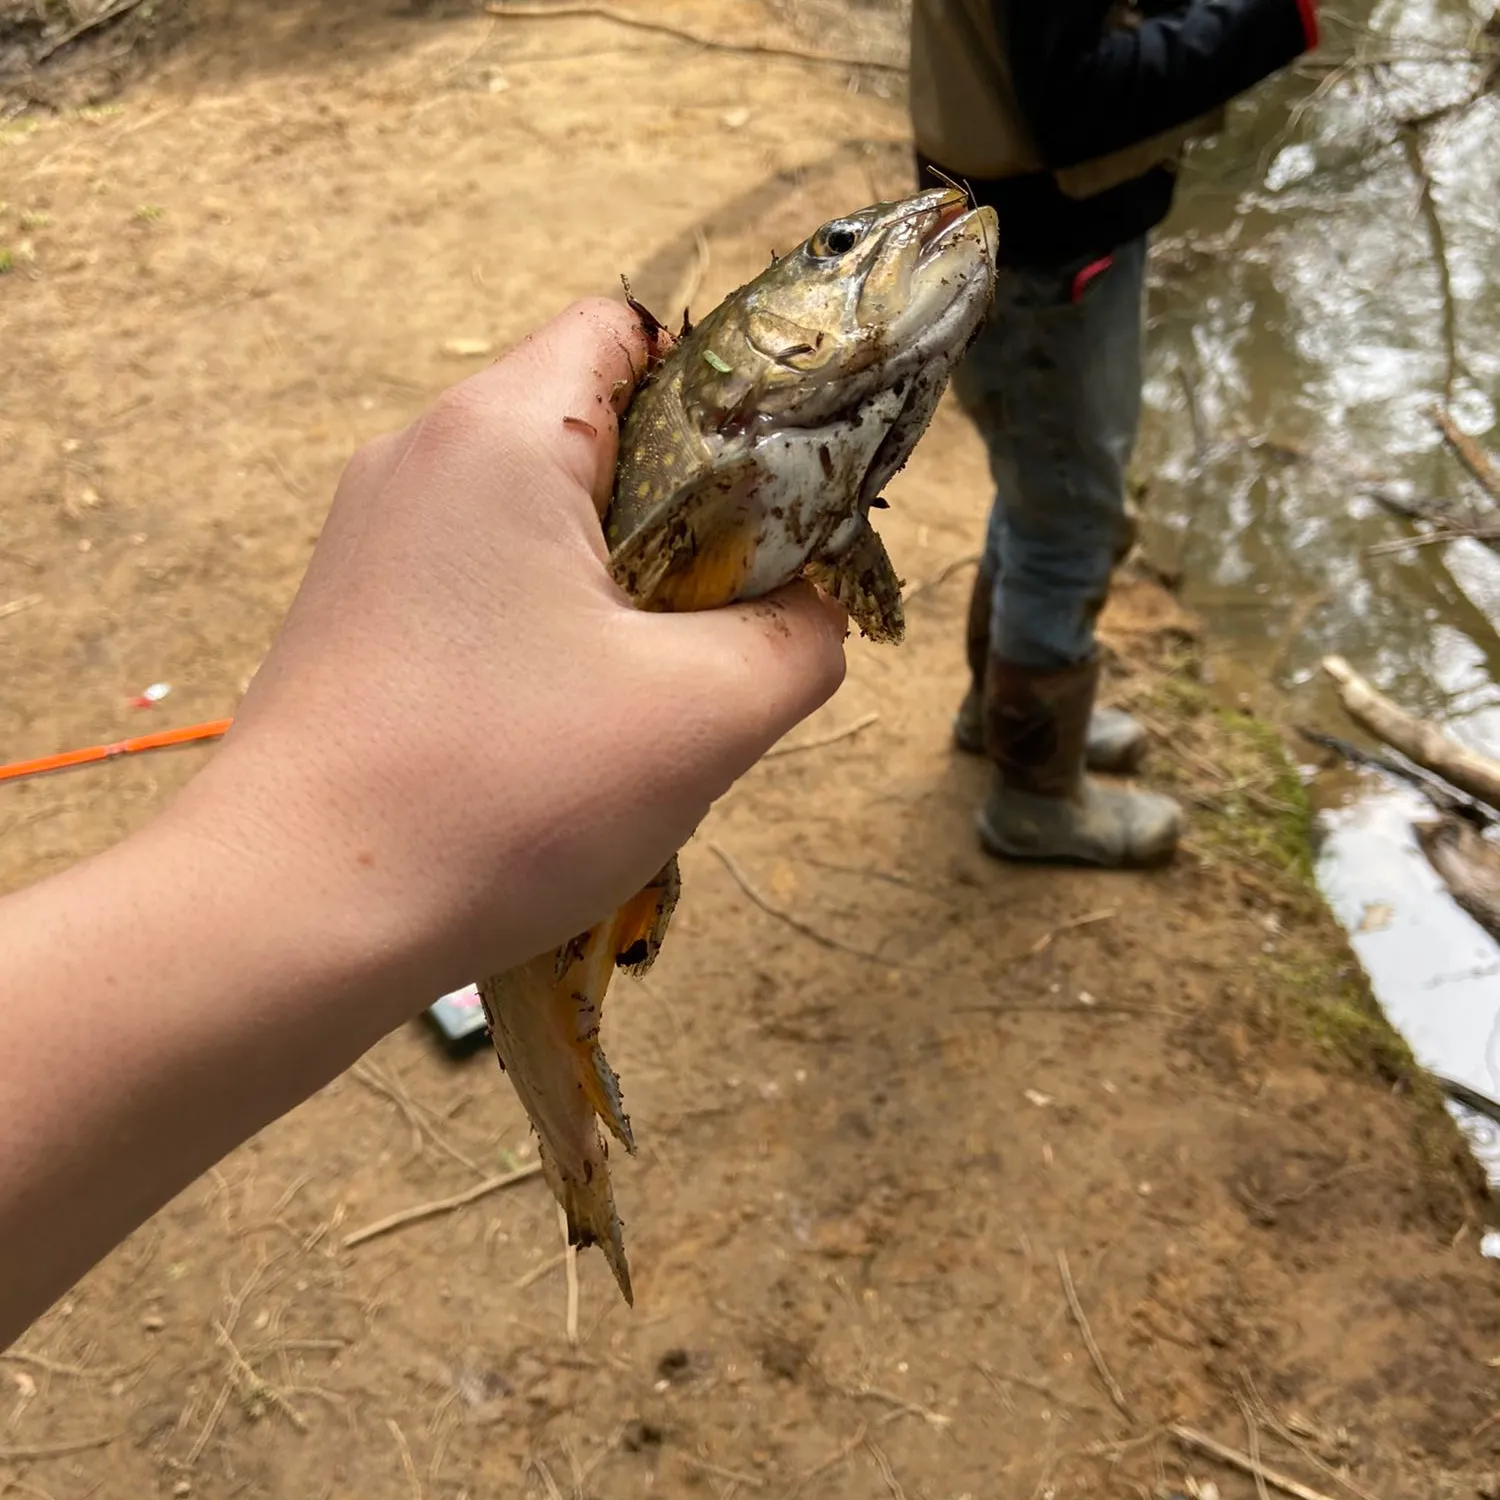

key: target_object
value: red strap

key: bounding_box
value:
[1294,0,1318,49]
[1071,255,1115,303]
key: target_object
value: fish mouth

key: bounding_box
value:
[916,189,997,270]
[922,190,970,246]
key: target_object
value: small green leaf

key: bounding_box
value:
[702,350,731,374]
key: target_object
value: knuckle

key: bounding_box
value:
[418,382,493,449]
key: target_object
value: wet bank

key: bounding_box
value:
[1131,0,1500,1192]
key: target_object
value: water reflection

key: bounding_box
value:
[1134,0,1500,1190]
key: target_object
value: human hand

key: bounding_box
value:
[174,298,848,1003]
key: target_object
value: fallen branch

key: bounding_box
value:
[483,3,904,73]
[1170,1423,1340,1500]
[1362,479,1484,535]
[1322,656,1500,812]
[30,0,150,66]
[1056,1249,1133,1422]
[1430,405,1500,505]
[1365,524,1500,557]
[1414,817,1500,943]
[343,1163,544,1248]
[1435,1073,1500,1127]
[1294,725,1496,830]
[1400,127,1461,402]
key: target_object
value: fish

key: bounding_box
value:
[478,185,999,1305]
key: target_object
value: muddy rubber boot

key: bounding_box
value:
[951,559,995,753]
[976,655,1182,868]
[952,564,1149,774]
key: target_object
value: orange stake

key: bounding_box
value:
[0,718,234,784]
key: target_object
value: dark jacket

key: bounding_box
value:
[910,0,1319,267]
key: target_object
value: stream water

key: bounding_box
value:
[1132,0,1500,1205]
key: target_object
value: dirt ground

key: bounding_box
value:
[2,3,1499,1497]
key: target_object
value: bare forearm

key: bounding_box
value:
[0,779,410,1350]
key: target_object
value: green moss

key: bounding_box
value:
[0,249,12,275]
[1133,657,1491,1220]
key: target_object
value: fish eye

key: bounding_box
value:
[809,219,864,258]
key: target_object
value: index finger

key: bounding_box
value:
[461,296,674,517]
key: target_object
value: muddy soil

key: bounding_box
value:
[1,4,1497,1498]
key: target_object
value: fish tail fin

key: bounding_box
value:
[539,1132,635,1306]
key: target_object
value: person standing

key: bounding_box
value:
[909,0,1319,868]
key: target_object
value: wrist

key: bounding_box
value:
[158,738,444,1039]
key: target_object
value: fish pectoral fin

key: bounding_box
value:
[607,460,760,612]
[612,856,682,977]
[805,516,906,644]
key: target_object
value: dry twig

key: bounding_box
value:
[528,1455,566,1500]
[387,1418,423,1500]
[901,551,981,607]
[1238,1394,1273,1500]
[0,1351,138,1382]
[832,1380,952,1431]
[0,595,41,621]
[212,1321,308,1432]
[1056,1249,1133,1421]
[1365,524,1500,556]
[514,1250,569,1290]
[559,1204,580,1347]
[779,1425,867,1500]
[343,1163,543,1248]
[681,1455,766,1490]
[864,1438,910,1500]
[1171,1423,1337,1500]
[350,1060,488,1178]
[708,843,897,966]
[0,1434,117,1460]
[483,3,904,72]
[1026,907,1117,957]
[668,225,711,328]
[763,712,879,760]
[184,1379,233,1468]
[1241,1373,1386,1500]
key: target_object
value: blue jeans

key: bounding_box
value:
[950,236,1146,671]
